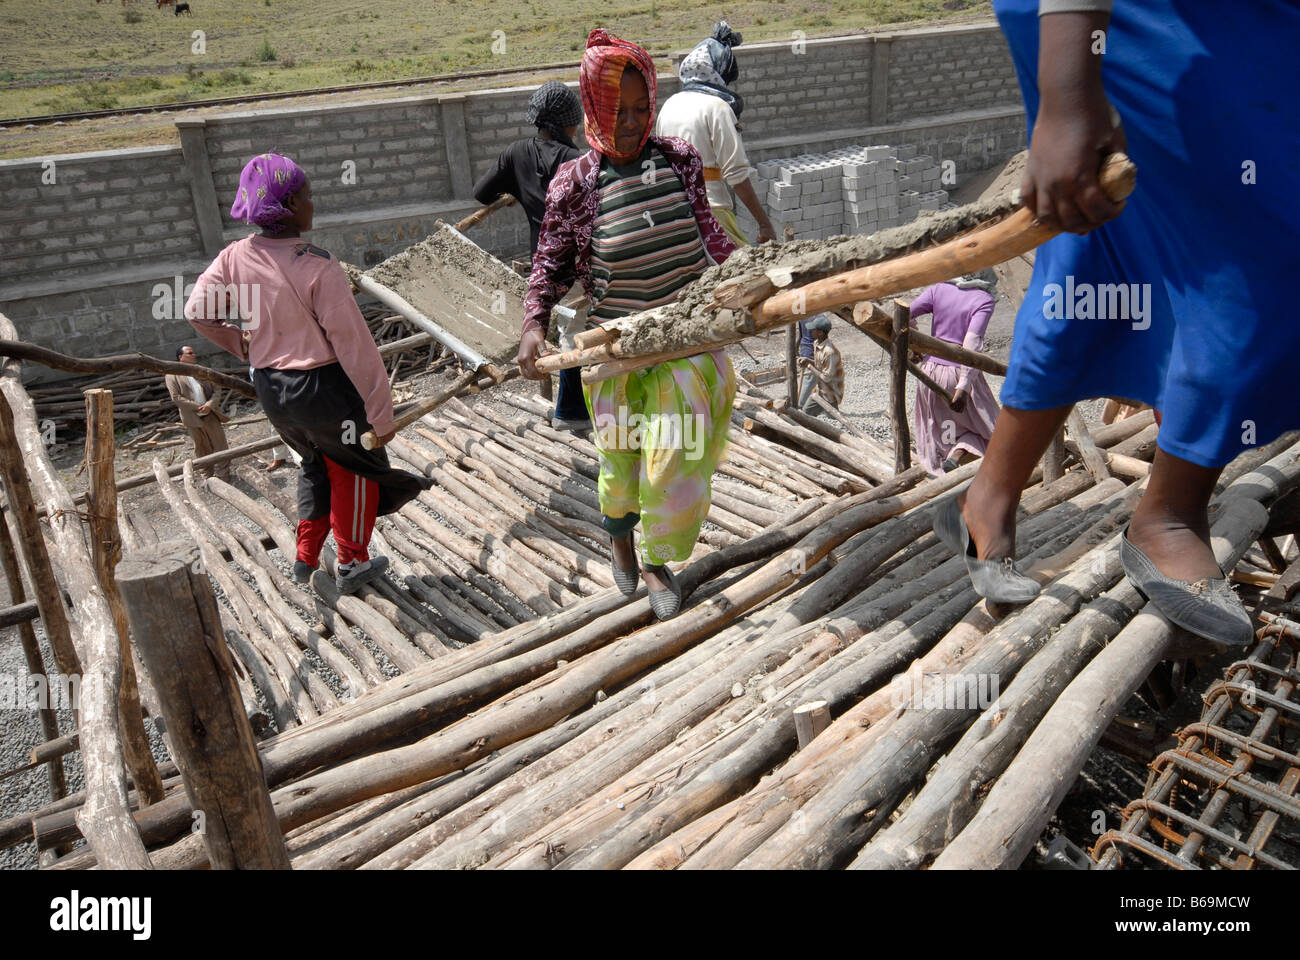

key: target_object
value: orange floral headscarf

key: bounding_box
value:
[579,29,657,162]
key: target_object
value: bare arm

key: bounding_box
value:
[1022,10,1127,233]
[732,176,776,244]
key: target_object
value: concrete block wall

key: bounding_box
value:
[204,96,450,223]
[887,26,1018,123]
[0,145,203,286]
[1,21,1025,372]
[463,84,599,184]
[726,37,875,141]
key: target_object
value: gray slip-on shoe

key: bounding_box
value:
[610,534,640,596]
[1119,528,1254,646]
[337,555,390,595]
[644,564,683,621]
[933,496,1040,605]
[553,417,594,438]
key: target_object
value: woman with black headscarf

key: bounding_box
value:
[473,80,590,429]
[655,21,775,245]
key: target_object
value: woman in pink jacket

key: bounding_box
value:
[186,153,430,594]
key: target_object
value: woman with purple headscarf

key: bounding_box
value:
[186,152,430,597]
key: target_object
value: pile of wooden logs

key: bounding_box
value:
[7,311,1291,869]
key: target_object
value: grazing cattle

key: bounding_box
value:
[157,0,175,8]
[175,1,191,12]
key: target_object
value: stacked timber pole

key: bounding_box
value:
[0,313,151,869]
[9,383,1288,869]
[929,441,1300,869]
[84,389,166,806]
[0,365,863,864]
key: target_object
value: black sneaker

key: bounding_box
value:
[337,556,390,595]
[292,561,316,584]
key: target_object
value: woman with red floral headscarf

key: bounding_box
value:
[518,29,738,621]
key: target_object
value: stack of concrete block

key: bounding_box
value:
[757,155,845,239]
[752,141,947,241]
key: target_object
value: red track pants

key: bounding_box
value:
[296,455,377,567]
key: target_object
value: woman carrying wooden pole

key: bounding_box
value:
[936,0,1300,640]
[516,30,740,620]
[184,153,432,596]
[472,80,589,433]
[906,280,1000,475]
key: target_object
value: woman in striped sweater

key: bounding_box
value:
[517,30,738,620]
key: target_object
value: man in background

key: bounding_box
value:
[165,344,231,480]
[798,315,844,417]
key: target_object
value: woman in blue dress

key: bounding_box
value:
[937,0,1299,644]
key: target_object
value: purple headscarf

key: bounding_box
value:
[230,153,306,232]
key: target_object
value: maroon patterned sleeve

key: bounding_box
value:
[522,159,582,337]
[657,136,739,266]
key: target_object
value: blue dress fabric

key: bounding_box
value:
[994,0,1300,467]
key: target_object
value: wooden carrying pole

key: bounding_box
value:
[360,365,515,450]
[454,194,517,233]
[889,300,912,473]
[116,540,291,870]
[537,154,1136,380]
[753,154,1134,325]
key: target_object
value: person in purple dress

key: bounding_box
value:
[908,279,1001,475]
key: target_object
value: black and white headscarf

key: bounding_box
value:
[679,21,744,118]
[526,80,583,149]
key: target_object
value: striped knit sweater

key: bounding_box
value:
[589,146,709,322]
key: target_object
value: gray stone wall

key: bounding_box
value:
[887,26,1019,123]
[0,21,1025,376]
[0,145,203,286]
[205,97,451,222]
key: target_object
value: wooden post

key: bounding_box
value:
[889,300,912,473]
[84,389,165,806]
[786,324,799,408]
[0,409,82,683]
[784,224,801,410]
[0,505,67,807]
[1042,428,1066,483]
[116,540,291,870]
[793,700,831,749]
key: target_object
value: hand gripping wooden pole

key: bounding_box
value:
[359,364,514,450]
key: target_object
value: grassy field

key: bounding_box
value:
[0,0,991,119]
